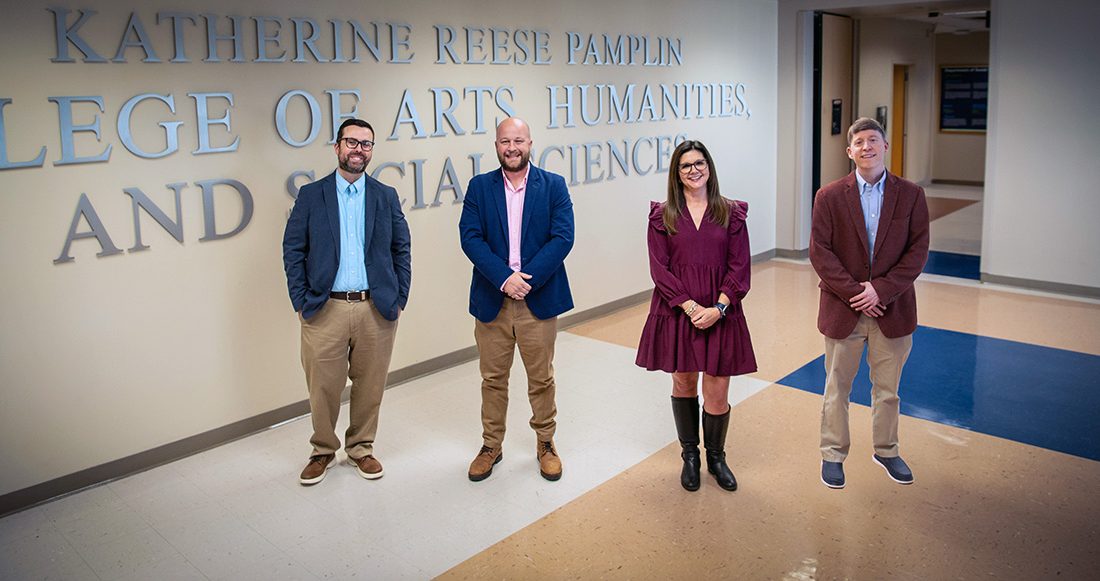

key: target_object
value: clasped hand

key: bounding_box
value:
[849,281,886,317]
[681,300,720,330]
[503,271,532,300]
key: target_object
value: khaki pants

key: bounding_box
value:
[300,298,397,459]
[474,298,558,448]
[820,314,913,462]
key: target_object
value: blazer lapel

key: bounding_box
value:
[842,174,871,259]
[491,170,508,237]
[520,167,542,241]
[362,179,379,260]
[872,173,900,258]
[322,173,341,252]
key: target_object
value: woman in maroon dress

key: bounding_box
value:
[636,140,757,492]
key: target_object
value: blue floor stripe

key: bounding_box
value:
[924,250,980,279]
[778,326,1100,462]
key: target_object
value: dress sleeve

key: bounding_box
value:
[718,200,751,302]
[647,201,692,308]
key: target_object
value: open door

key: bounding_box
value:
[812,12,854,197]
[890,64,908,176]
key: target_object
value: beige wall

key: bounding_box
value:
[983,0,1100,288]
[933,30,989,183]
[0,0,778,496]
[857,17,935,184]
[778,0,1100,290]
[819,14,853,188]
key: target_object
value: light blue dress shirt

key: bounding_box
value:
[855,171,886,268]
[332,172,369,292]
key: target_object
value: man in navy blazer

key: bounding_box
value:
[283,119,411,486]
[459,117,574,482]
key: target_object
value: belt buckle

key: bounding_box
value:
[348,290,366,302]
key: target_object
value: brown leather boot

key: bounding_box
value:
[538,440,562,481]
[468,446,503,482]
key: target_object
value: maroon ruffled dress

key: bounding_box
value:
[635,200,757,376]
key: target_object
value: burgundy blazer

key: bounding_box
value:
[809,172,929,339]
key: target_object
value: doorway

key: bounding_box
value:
[890,64,908,177]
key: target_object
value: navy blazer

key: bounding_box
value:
[459,165,574,323]
[283,171,411,321]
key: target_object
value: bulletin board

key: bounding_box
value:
[939,66,988,133]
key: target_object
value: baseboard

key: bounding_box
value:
[0,400,310,517]
[981,273,1100,299]
[0,282,691,517]
[2,249,801,516]
[774,248,809,260]
[751,248,777,263]
[931,179,984,187]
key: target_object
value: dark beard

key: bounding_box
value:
[340,156,366,174]
[498,152,530,172]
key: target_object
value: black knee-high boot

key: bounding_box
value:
[671,396,701,491]
[703,408,738,491]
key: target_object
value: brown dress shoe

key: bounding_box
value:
[349,455,384,479]
[538,441,562,481]
[468,446,503,482]
[299,454,335,485]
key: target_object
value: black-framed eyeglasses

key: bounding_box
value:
[341,137,374,151]
[678,159,708,173]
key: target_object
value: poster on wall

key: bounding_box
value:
[939,66,988,133]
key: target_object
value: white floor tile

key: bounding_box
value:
[0,333,768,579]
[55,502,152,553]
[75,526,184,579]
[109,551,208,581]
[0,505,55,549]
[930,201,983,255]
[0,528,89,580]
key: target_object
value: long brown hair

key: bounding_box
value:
[663,140,728,234]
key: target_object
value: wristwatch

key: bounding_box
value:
[714,302,728,318]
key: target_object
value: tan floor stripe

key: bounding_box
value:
[438,385,1100,579]
[926,197,979,221]
[447,260,1100,579]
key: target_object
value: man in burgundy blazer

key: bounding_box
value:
[809,117,929,489]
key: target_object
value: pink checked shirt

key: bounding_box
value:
[503,165,530,274]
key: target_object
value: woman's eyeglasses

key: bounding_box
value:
[678,159,708,173]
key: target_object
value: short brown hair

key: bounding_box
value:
[337,118,374,141]
[847,117,886,145]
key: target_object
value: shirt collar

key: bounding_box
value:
[502,163,532,194]
[335,172,366,196]
[855,170,887,195]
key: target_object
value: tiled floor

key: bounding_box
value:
[5,181,1100,579]
[5,259,1098,580]
[925,184,983,275]
[0,333,771,580]
[443,263,1100,580]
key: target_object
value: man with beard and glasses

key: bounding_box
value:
[459,117,575,482]
[283,118,411,485]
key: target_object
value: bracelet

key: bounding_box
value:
[685,302,697,316]
[714,302,728,318]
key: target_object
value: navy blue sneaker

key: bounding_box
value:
[821,460,845,489]
[873,454,914,484]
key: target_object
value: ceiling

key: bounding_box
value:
[833,1,991,34]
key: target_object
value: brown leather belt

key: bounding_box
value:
[330,290,370,302]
